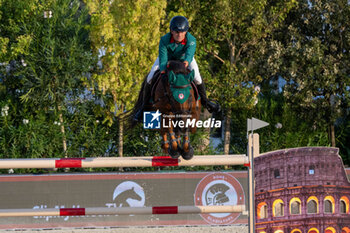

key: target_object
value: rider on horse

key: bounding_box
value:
[134,16,221,121]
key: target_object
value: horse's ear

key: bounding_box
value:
[168,70,177,84]
[187,70,195,82]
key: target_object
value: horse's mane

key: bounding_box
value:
[167,60,189,75]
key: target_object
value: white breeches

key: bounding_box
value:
[146,57,202,85]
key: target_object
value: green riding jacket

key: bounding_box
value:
[159,32,196,72]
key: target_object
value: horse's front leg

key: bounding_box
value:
[168,127,180,158]
[181,130,194,160]
[161,129,169,154]
[182,131,190,153]
[169,129,178,151]
[176,131,182,150]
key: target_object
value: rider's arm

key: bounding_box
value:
[184,33,196,64]
[159,38,168,72]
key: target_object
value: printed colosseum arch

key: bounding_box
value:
[257,202,268,219]
[324,196,335,214]
[307,196,319,214]
[340,196,349,214]
[308,228,319,233]
[291,229,302,233]
[289,197,301,215]
[325,227,336,233]
[272,199,284,217]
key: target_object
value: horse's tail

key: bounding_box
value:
[125,78,147,129]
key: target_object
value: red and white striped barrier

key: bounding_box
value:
[0,155,249,169]
[0,205,246,217]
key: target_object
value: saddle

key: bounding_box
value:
[150,70,199,103]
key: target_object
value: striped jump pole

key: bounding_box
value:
[0,155,249,169]
[0,205,246,217]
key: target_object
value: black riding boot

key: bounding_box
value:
[133,82,152,122]
[197,83,221,113]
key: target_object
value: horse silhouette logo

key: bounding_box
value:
[113,181,145,207]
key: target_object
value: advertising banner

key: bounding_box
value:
[0,171,248,229]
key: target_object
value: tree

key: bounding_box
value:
[0,0,107,158]
[0,0,64,158]
[266,0,350,147]
[85,0,166,156]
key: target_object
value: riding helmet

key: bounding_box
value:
[169,16,189,32]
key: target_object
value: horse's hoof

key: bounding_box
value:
[181,147,194,160]
[169,149,181,159]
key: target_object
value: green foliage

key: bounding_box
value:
[224,91,331,159]
[0,110,63,158]
[254,93,330,153]
[0,0,116,159]
[0,0,41,62]
[19,0,94,106]
[60,92,119,156]
[262,0,350,146]
[336,115,350,166]
[123,127,162,157]
[86,0,166,115]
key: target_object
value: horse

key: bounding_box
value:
[129,60,201,160]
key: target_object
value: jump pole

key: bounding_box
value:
[248,133,259,233]
[0,155,249,169]
[0,205,246,217]
[247,118,269,233]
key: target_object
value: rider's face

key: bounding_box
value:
[171,30,187,43]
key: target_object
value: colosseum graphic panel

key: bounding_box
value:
[254,147,350,233]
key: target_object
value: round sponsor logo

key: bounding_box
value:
[194,173,245,224]
[178,93,184,100]
[113,181,145,207]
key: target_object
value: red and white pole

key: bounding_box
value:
[0,205,246,217]
[0,155,249,169]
